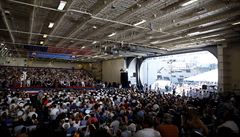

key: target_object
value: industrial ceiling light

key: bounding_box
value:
[48,22,54,28]
[150,41,160,44]
[181,0,198,6]
[199,20,223,27]
[108,32,116,37]
[134,20,146,26]
[199,28,223,34]
[92,41,97,44]
[40,41,44,44]
[93,26,97,29]
[43,34,48,38]
[57,1,67,10]
[188,27,224,36]
[232,21,240,25]
[111,4,116,9]
[214,39,225,42]
[187,31,201,36]
[200,34,220,39]
[4,10,10,14]
[81,46,85,49]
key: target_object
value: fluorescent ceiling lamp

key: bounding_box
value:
[232,21,240,25]
[155,37,183,44]
[199,20,223,27]
[200,28,223,34]
[187,31,201,36]
[93,26,97,29]
[43,34,48,38]
[92,41,97,44]
[81,46,85,49]
[57,1,67,10]
[200,34,220,39]
[134,20,146,26]
[108,32,116,37]
[188,27,225,36]
[181,0,198,6]
[40,41,44,44]
[150,41,160,44]
[214,39,225,42]
[48,22,54,28]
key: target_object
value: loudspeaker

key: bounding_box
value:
[121,72,128,88]
[202,85,207,90]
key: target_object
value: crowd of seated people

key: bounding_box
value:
[0,66,94,89]
[0,88,239,137]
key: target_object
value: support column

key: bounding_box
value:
[218,42,240,93]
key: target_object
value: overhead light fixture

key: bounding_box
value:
[134,20,146,26]
[232,21,240,25]
[4,10,10,14]
[181,0,198,6]
[40,41,44,44]
[214,39,225,42]
[108,32,116,37]
[43,34,48,38]
[57,1,67,10]
[200,28,223,34]
[93,26,97,29]
[200,34,220,39]
[92,41,97,44]
[155,37,183,44]
[150,41,160,44]
[188,27,224,36]
[199,20,223,27]
[137,4,141,7]
[48,22,54,28]
[81,46,85,49]
[187,31,201,36]
[4,47,7,50]
[1,43,4,46]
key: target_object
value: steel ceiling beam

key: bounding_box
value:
[154,26,240,47]
[117,0,218,43]
[0,28,143,48]
[62,0,158,48]
[79,0,164,41]
[0,1,21,57]
[125,2,240,45]
[55,0,116,47]
[28,0,36,44]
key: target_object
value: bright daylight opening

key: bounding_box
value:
[140,51,218,96]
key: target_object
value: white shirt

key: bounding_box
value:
[50,107,59,120]
[110,120,120,135]
[134,128,161,137]
[73,121,81,130]
[28,111,38,118]
[218,120,239,134]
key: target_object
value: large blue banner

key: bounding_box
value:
[29,52,77,60]
[24,45,48,52]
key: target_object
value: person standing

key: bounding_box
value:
[134,116,161,137]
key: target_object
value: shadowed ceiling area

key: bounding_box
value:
[0,0,240,61]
